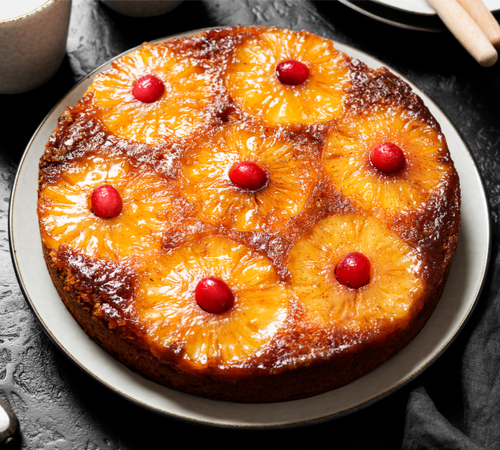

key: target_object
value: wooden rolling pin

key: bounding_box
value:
[456,0,500,49]
[428,0,498,67]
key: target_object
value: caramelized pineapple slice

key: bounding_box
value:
[38,154,172,264]
[288,214,424,328]
[323,107,450,212]
[89,42,214,144]
[179,124,317,231]
[135,236,289,366]
[225,28,350,125]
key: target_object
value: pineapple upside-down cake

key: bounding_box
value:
[37,26,460,403]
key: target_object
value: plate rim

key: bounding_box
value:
[8,26,492,428]
[338,0,444,32]
[372,0,500,16]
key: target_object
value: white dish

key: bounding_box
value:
[374,0,500,16]
[9,29,490,428]
[339,0,443,32]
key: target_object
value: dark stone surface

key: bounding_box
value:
[0,0,499,448]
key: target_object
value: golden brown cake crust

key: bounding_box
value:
[44,241,452,403]
[38,26,460,403]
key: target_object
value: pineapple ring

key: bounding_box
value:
[38,153,172,264]
[224,28,350,125]
[89,42,214,144]
[288,214,424,328]
[135,236,289,366]
[323,108,451,212]
[179,124,317,231]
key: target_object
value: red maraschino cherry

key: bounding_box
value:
[132,74,165,103]
[276,60,310,85]
[370,142,406,174]
[91,184,123,218]
[195,276,235,314]
[229,161,268,191]
[335,252,371,289]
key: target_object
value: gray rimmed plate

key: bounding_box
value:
[9,28,490,428]
[340,0,500,32]
[373,0,500,16]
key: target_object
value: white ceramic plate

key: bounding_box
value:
[340,0,500,32]
[339,0,441,32]
[9,30,490,428]
[374,0,500,16]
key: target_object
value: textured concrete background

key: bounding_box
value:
[0,0,499,448]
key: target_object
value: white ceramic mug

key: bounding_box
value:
[0,0,72,94]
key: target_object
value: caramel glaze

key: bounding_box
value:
[39,26,460,402]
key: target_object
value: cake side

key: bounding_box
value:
[41,238,454,403]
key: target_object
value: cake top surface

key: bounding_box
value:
[38,26,460,375]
